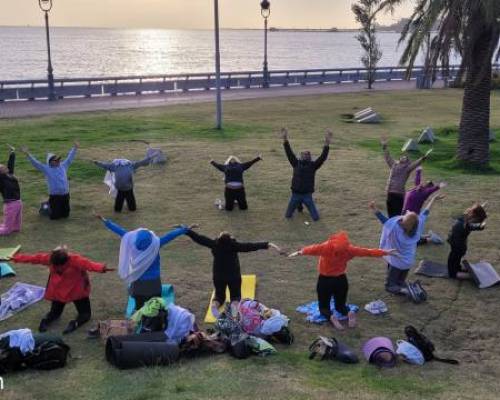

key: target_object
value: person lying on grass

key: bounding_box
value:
[210,154,262,211]
[184,226,283,318]
[21,141,79,220]
[95,213,191,310]
[94,155,152,213]
[403,166,447,245]
[10,245,113,334]
[0,145,22,236]
[288,231,395,330]
[282,128,332,222]
[447,202,487,280]
[369,193,445,298]
[380,136,432,218]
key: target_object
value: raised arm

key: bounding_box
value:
[422,193,445,214]
[7,151,15,174]
[26,153,47,173]
[283,140,298,167]
[11,253,51,266]
[61,145,78,169]
[210,160,226,172]
[241,156,262,171]
[369,201,389,224]
[414,167,422,186]
[132,156,152,170]
[159,226,188,247]
[71,254,106,273]
[102,218,128,237]
[314,145,330,170]
[186,229,216,249]
[234,241,269,253]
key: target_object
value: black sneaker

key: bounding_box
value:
[38,318,50,333]
[63,320,79,335]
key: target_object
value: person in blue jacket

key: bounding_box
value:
[95,213,190,309]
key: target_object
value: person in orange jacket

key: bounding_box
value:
[11,245,114,334]
[289,231,395,330]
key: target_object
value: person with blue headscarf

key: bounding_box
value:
[96,214,189,309]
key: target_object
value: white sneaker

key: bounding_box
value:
[428,230,444,245]
[364,300,388,315]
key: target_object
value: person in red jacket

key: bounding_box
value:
[289,231,394,330]
[11,245,113,334]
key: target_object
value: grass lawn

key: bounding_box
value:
[0,88,499,400]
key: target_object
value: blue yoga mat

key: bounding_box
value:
[296,300,359,324]
[125,284,175,318]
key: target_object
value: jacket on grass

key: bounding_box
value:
[12,252,105,303]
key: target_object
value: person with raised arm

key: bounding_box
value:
[282,128,331,221]
[0,145,22,235]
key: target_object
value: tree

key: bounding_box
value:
[352,0,383,90]
[379,0,500,167]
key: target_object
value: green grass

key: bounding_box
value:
[0,88,499,400]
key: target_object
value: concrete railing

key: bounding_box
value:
[1,64,498,101]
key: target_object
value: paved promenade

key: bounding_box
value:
[0,80,426,119]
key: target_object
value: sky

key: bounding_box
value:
[1,0,413,30]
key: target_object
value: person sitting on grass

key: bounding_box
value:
[403,167,447,245]
[21,141,79,220]
[94,156,152,213]
[185,227,283,318]
[282,128,331,222]
[0,145,22,236]
[369,193,444,297]
[447,203,487,280]
[10,245,113,334]
[210,154,262,211]
[380,136,431,217]
[95,213,190,309]
[288,231,395,330]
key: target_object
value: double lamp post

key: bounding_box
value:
[38,0,56,101]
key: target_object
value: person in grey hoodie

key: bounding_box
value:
[94,157,151,212]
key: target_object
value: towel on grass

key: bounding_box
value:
[296,300,359,324]
[0,282,45,321]
[0,328,35,355]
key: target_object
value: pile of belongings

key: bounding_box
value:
[0,283,45,322]
[0,329,70,373]
[212,299,293,359]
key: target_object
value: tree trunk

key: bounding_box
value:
[457,29,494,167]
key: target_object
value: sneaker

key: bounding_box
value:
[63,320,80,335]
[214,199,224,210]
[364,300,388,315]
[428,230,444,245]
[38,318,50,333]
[406,281,428,304]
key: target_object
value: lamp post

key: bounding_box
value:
[260,0,271,88]
[38,0,56,101]
[214,0,223,129]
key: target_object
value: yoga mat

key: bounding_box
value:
[0,245,21,261]
[125,284,175,318]
[204,274,256,323]
[415,260,449,278]
[463,260,500,289]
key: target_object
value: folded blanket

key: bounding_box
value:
[0,282,45,321]
[296,300,359,324]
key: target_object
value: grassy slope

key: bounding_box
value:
[0,88,499,400]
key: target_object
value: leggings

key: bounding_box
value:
[224,187,248,211]
[44,297,91,324]
[213,276,242,305]
[447,246,467,279]
[386,192,405,218]
[316,274,349,319]
[49,194,70,220]
[115,189,137,212]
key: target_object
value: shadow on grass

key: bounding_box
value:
[358,127,500,176]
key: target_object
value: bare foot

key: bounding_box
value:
[330,316,344,330]
[348,312,357,328]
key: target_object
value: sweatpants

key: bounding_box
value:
[115,189,137,212]
[213,276,242,305]
[224,187,247,211]
[316,274,349,319]
[49,194,70,220]
[0,200,22,235]
[44,297,91,325]
[386,192,405,218]
[447,246,467,279]
[385,264,409,294]
[286,192,320,221]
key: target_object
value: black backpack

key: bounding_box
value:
[405,326,458,365]
[25,340,71,370]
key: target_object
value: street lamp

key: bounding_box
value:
[38,0,56,101]
[214,0,222,129]
[260,0,271,88]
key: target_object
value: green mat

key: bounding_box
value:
[0,245,21,261]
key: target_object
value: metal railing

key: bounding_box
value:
[1,64,498,102]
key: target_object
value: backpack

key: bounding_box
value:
[238,300,263,335]
[406,281,428,304]
[309,336,336,360]
[404,326,458,365]
[25,340,70,370]
[270,326,294,345]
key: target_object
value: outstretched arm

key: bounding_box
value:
[132,156,152,170]
[71,254,107,273]
[210,160,226,172]
[102,218,128,237]
[369,201,389,224]
[300,241,331,257]
[159,226,188,247]
[422,193,445,214]
[234,241,269,253]
[409,149,432,171]
[348,245,388,258]
[241,156,262,171]
[11,253,51,266]
[186,229,216,249]
[94,161,114,171]
[25,152,47,173]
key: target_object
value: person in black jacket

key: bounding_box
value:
[0,145,22,235]
[447,203,487,279]
[282,128,332,221]
[185,228,282,317]
[210,155,262,211]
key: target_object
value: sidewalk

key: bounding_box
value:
[0,80,421,119]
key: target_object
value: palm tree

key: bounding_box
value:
[380,0,500,167]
